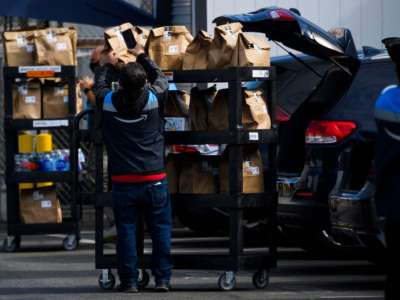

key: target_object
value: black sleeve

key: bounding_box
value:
[136,53,169,95]
[93,64,118,104]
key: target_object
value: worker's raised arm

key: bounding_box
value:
[129,45,169,95]
[93,51,119,104]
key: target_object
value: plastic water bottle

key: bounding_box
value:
[55,150,67,171]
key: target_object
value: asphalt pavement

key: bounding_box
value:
[0,229,385,300]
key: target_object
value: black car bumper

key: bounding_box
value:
[278,197,330,233]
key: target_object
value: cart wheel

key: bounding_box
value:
[63,235,78,251]
[138,269,150,289]
[252,270,270,289]
[218,272,236,291]
[2,236,21,253]
[98,270,115,291]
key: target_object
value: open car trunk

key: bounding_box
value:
[215,7,360,174]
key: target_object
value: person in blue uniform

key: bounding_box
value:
[374,37,400,300]
[94,45,172,293]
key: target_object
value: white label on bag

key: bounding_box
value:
[168,45,179,54]
[25,44,34,53]
[247,166,260,176]
[18,85,28,96]
[41,200,52,208]
[163,31,172,41]
[25,96,36,104]
[47,32,56,43]
[56,42,67,50]
[63,96,69,103]
[54,87,64,95]
[16,36,26,47]
[249,132,259,141]
[33,120,69,128]
[165,117,186,131]
[252,70,270,79]
[33,191,44,201]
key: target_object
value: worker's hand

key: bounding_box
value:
[79,76,94,90]
[101,50,119,66]
[128,43,145,56]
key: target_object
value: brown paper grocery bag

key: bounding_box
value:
[69,27,78,65]
[146,26,193,70]
[182,30,213,70]
[164,90,190,131]
[34,28,75,65]
[208,88,271,130]
[233,33,271,67]
[19,188,63,224]
[189,86,218,131]
[104,23,149,64]
[219,148,264,194]
[3,30,35,66]
[179,160,217,194]
[208,89,230,130]
[243,90,271,129]
[208,22,242,69]
[42,79,83,118]
[13,80,41,119]
[43,80,69,118]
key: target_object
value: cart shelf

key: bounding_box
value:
[7,171,73,183]
[164,129,276,145]
[4,118,72,131]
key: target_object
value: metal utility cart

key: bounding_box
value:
[92,67,278,291]
[2,66,80,252]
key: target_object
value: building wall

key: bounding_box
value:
[205,0,400,56]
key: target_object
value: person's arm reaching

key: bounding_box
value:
[129,44,169,95]
[93,51,119,104]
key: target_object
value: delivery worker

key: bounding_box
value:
[374,37,400,300]
[93,44,171,293]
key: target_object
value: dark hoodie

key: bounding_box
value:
[93,54,169,181]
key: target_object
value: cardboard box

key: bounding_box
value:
[104,23,149,64]
[208,88,271,130]
[189,85,218,131]
[219,148,265,194]
[3,30,35,66]
[146,26,193,70]
[19,187,63,224]
[34,28,75,66]
[208,22,242,69]
[179,160,217,194]
[182,30,213,70]
[12,80,41,119]
[233,33,271,67]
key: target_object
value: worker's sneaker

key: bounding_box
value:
[117,284,138,293]
[155,283,170,292]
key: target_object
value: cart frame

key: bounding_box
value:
[92,67,278,291]
[2,66,81,252]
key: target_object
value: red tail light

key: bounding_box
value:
[306,121,357,144]
[269,9,295,21]
[276,106,290,123]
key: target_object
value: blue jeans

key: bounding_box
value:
[112,179,172,287]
